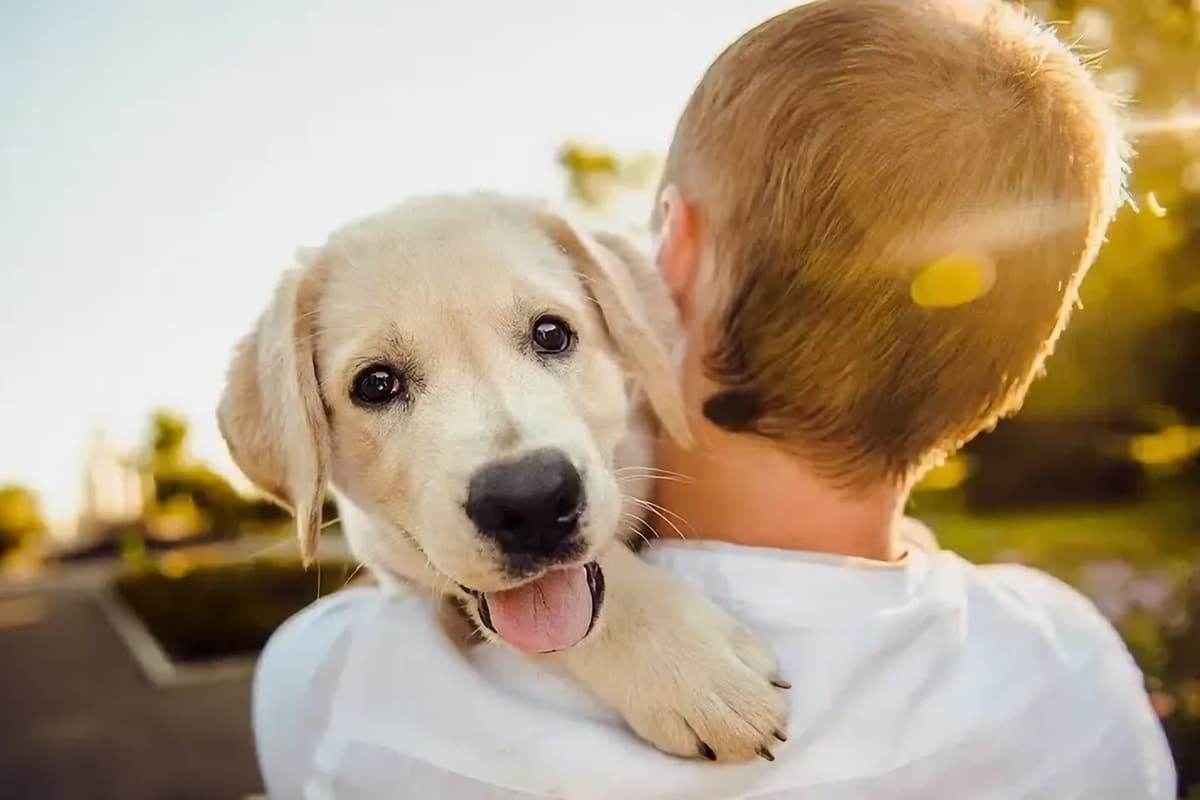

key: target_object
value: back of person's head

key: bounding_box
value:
[656,0,1127,487]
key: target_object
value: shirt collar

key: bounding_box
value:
[641,519,961,629]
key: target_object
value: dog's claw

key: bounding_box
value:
[770,677,792,690]
[699,743,717,761]
[757,746,775,762]
[774,729,788,743]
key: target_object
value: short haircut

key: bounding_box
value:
[658,0,1127,485]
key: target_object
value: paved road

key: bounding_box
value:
[0,591,262,800]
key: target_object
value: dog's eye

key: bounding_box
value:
[351,365,404,406]
[531,315,574,355]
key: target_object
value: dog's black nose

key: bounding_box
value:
[465,449,584,558]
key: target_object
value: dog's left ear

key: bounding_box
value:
[217,253,331,565]
[537,213,693,448]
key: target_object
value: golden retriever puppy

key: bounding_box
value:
[218,193,788,761]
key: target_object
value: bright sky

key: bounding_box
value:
[0,0,797,519]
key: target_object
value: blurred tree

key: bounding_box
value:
[1017,0,1200,422]
[559,141,620,208]
[0,484,46,556]
[558,140,660,225]
[138,408,336,538]
[141,409,247,539]
[149,409,189,470]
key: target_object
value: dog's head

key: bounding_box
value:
[218,194,688,651]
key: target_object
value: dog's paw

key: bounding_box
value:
[610,596,789,762]
[554,549,789,762]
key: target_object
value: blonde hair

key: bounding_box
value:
[659,0,1127,485]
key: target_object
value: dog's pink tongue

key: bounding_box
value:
[485,566,592,654]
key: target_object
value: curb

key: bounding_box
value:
[95,588,257,688]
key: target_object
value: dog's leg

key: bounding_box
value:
[547,544,789,762]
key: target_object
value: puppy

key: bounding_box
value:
[218,193,788,761]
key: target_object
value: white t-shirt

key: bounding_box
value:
[253,534,1176,799]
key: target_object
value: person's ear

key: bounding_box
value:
[652,184,701,321]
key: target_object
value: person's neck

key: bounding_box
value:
[652,425,907,562]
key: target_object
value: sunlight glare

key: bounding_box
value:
[911,252,995,308]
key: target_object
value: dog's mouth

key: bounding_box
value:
[462,561,605,655]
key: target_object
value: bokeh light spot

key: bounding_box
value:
[916,454,970,491]
[1129,425,1200,467]
[157,551,195,580]
[1145,191,1168,218]
[910,252,994,308]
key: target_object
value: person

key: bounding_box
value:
[252,0,1176,797]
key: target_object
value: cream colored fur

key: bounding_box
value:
[218,193,787,761]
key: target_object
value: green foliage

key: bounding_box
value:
[114,558,353,662]
[1017,1,1200,420]
[0,484,46,555]
[153,463,246,536]
[138,408,335,539]
[558,140,659,211]
[141,409,252,538]
[148,408,189,470]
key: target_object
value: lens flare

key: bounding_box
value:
[910,252,995,308]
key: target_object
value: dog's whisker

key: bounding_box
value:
[615,469,697,485]
[632,497,696,538]
[628,496,696,542]
[614,465,694,479]
[616,474,696,486]
[621,512,657,548]
[628,497,690,541]
[342,562,366,588]
[243,536,297,561]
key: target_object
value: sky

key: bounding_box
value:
[0,0,798,520]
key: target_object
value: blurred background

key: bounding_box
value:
[0,1,1197,797]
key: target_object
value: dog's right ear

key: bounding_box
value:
[535,211,693,449]
[217,255,330,565]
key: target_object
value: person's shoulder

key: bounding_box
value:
[969,561,1130,658]
[255,583,440,727]
[945,559,1175,797]
[253,586,415,797]
[262,584,751,799]
[258,584,412,670]
[254,584,421,709]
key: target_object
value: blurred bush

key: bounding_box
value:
[0,484,46,558]
[963,416,1151,511]
[114,559,353,662]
